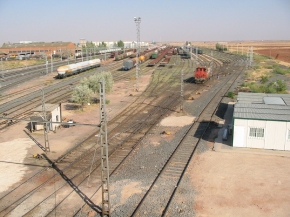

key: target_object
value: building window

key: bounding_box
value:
[288,129,290,140]
[56,115,59,122]
[249,127,264,138]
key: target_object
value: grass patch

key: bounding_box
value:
[242,79,287,93]
[272,65,290,75]
[254,54,272,63]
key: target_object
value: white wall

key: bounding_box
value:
[233,118,290,151]
[50,106,61,131]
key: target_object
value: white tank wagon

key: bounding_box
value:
[57,59,101,78]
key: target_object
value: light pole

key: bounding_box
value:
[51,54,53,73]
[134,16,141,91]
[45,55,48,74]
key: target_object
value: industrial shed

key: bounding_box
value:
[0,41,76,57]
[233,92,290,151]
[30,103,62,132]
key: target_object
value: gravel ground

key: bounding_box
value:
[89,55,246,216]
[107,125,190,216]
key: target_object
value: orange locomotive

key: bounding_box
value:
[194,67,210,83]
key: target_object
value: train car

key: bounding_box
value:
[139,51,153,62]
[57,59,101,78]
[182,51,191,59]
[194,66,209,83]
[193,47,203,54]
[123,59,136,71]
[151,52,158,59]
[110,51,123,58]
[115,51,134,61]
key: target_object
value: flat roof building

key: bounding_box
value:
[233,92,290,151]
[0,41,76,57]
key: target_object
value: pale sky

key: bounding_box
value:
[0,0,289,45]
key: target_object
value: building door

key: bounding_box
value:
[233,126,245,147]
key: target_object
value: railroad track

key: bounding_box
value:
[0,56,194,216]
[0,60,139,130]
[0,52,242,216]
[126,61,246,217]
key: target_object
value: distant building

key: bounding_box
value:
[93,41,149,49]
[79,39,87,47]
[233,92,290,151]
[0,41,76,57]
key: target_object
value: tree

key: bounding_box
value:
[75,71,114,105]
[71,84,93,110]
[117,40,124,48]
[216,43,227,52]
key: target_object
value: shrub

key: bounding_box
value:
[227,91,235,99]
[260,76,269,84]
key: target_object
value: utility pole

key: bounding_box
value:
[195,47,198,63]
[249,46,253,66]
[1,58,3,73]
[45,55,48,74]
[51,54,53,73]
[99,80,110,217]
[1,58,4,81]
[134,16,141,91]
[86,47,88,61]
[180,69,184,112]
[41,89,50,152]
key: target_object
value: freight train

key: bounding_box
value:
[57,59,101,78]
[122,51,154,70]
[194,66,210,83]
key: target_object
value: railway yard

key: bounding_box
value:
[1,44,290,217]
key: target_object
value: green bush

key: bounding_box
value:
[260,76,269,84]
[227,91,235,99]
[241,79,287,94]
[272,66,290,75]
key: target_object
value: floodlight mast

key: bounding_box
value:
[134,17,141,91]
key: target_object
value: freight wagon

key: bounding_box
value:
[151,52,158,59]
[123,59,136,71]
[193,47,203,54]
[115,51,134,61]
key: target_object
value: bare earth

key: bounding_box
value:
[188,150,290,217]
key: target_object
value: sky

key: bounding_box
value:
[0,0,289,45]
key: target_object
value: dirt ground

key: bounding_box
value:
[188,150,290,217]
[0,69,152,193]
[254,48,290,63]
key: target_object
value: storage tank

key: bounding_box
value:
[139,55,145,61]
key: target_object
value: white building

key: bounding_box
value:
[233,92,290,151]
[30,103,62,131]
[93,41,149,49]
